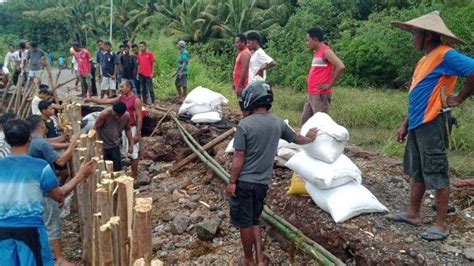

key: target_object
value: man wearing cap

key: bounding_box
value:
[387,11,474,241]
[175,40,189,98]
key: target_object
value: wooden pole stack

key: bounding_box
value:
[63,102,154,266]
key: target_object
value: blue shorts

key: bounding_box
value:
[0,226,54,266]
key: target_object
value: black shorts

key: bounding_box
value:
[103,146,122,171]
[229,181,268,228]
[403,114,450,190]
[175,74,187,88]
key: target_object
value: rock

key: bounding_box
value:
[172,190,185,202]
[183,201,198,210]
[152,238,166,251]
[196,217,223,241]
[162,210,177,222]
[148,163,162,174]
[171,213,190,235]
[217,211,226,219]
[464,247,474,260]
[190,210,204,223]
[441,243,462,254]
[159,251,168,257]
[137,171,151,186]
[405,236,415,243]
[417,254,425,264]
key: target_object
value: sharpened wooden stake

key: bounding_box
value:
[129,197,153,264]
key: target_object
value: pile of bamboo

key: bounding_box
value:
[64,103,159,266]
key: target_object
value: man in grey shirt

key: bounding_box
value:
[25,42,46,89]
[225,82,318,266]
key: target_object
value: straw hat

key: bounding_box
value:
[391,11,464,45]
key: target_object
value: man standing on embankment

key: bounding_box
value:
[387,11,474,241]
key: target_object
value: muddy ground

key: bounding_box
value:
[60,103,473,264]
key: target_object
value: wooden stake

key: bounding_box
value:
[55,76,77,90]
[115,175,134,266]
[99,218,115,266]
[129,197,153,264]
[169,127,235,173]
[150,105,174,137]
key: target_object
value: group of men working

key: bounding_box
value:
[0,11,473,266]
[226,12,473,265]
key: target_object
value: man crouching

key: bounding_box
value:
[226,82,318,266]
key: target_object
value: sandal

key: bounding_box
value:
[418,227,449,241]
[385,212,421,226]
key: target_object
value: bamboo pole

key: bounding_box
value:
[5,70,23,113]
[169,127,235,173]
[0,73,13,107]
[19,81,39,118]
[55,76,77,90]
[174,118,343,265]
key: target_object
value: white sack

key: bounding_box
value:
[178,86,228,115]
[306,181,388,223]
[285,151,361,189]
[225,138,234,153]
[301,112,349,163]
[277,147,301,161]
[225,138,296,154]
[191,111,222,124]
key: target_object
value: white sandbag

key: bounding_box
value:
[285,151,361,189]
[274,156,288,167]
[301,112,349,163]
[277,147,301,161]
[191,111,221,123]
[306,181,388,223]
[226,138,295,154]
[178,86,228,115]
[225,138,234,153]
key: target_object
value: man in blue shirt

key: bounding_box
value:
[0,119,94,265]
[27,115,82,266]
[388,11,474,241]
[175,40,189,98]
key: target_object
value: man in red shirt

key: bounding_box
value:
[72,43,93,98]
[233,34,251,97]
[85,80,144,186]
[136,41,156,105]
[302,27,345,125]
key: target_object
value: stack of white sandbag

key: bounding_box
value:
[178,86,228,123]
[285,112,387,223]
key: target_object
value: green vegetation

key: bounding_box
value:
[0,0,472,175]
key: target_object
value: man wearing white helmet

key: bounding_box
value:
[175,40,189,98]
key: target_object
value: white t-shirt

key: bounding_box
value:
[4,51,19,69]
[248,48,274,84]
[31,95,42,115]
